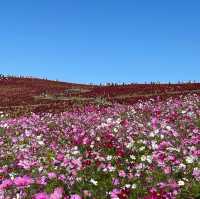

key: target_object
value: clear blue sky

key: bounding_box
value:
[0,0,200,84]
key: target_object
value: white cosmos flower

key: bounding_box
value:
[147,122,151,126]
[101,123,107,127]
[106,155,113,161]
[131,184,137,189]
[36,135,42,140]
[151,141,158,150]
[185,156,194,164]
[9,172,17,180]
[138,123,144,127]
[116,118,121,124]
[124,184,131,188]
[107,118,112,124]
[189,146,196,151]
[103,168,108,172]
[108,166,116,172]
[160,134,164,139]
[76,177,82,182]
[38,167,43,172]
[16,193,20,199]
[113,127,118,133]
[3,123,8,128]
[141,155,146,162]
[90,178,98,186]
[72,150,79,155]
[166,125,172,131]
[149,132,155,137]
[154,129,159,134]
[178,180,185,186]
[146,155,152,163]
[73,146,78,150]
[130,155,136,160]
[182,178,188,182]
[38,140,45,145]
[179,163,186,170]
[188,112,193,116]
[139,146,145,151]
[127,142,133,149]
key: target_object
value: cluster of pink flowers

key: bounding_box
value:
[34,187,63,199]
[0,94,199,198]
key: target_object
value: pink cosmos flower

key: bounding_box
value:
[17,159,36,170]
[109,188,121,198]
[0,179,13,190]
[34,192,49,199]
[0,167,7,174]
[36,176,47,185]
[13,176,33,187]
[158,141,171,150]
[50,187,63,199]
[164,166,171,174]
[0,190,4,199]
[58,174,66,181]
[128,173,134,180]
[47,172,57,180]
[167,179,179,189]
[56,153,64,161]
[70,194,81,199]
[25,129,32,137]
[193,168,200,181]
[118,170,126,177]
[151,117,158,129]
[112,178,120,185]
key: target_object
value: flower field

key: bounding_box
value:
[0,94,200,198]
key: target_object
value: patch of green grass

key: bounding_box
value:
[196,118,200,128]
